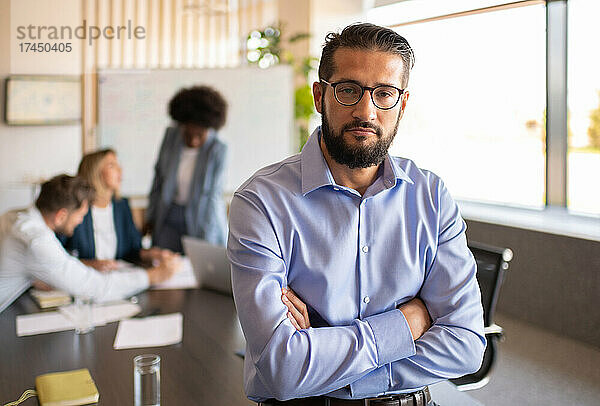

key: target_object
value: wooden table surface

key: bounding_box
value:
[0,288,254,405]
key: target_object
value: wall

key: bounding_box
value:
[309,0,367,58]
[465,219,600,348]
[0,0,82,212]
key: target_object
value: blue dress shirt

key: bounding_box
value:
[227,128,486,402]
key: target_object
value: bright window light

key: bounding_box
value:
[370,3,547,208]
[567,0,600,216]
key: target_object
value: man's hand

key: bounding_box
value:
[281,287,311,330]
[146,255,182,285]
[32,279,54,291]
[398,297,432,341]
[141,247,175,264]
[81,259,119,272]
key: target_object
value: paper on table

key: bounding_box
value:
[113,313,183,349]
[17,311,74,336]
[115,258,198,290]
[16,301,141,337]
[59,300,141,326]
[95,301,141,323]
[152,258,198,290]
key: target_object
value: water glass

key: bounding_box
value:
[74,296,94,334]
[134,354,161,406]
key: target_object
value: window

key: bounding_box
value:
[368,1,547,208]
[567,0,600,216]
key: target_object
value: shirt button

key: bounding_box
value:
[363,296,370,304]
[333,187,340,191]
[362,245,369,253]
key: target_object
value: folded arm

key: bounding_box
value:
[28,234,179,302]
[284,184,486,397]
[229,193,417,401]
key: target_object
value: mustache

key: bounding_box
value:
[341,120,383,137]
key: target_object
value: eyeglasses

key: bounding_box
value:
[320,79,405,110]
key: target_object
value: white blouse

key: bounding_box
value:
[91,203,117,260]
[175,146,199,205]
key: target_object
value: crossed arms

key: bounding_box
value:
[282,288,432,343]
[228,189,486,401]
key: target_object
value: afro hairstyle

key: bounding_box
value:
[168,86,228,130]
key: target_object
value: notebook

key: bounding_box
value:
[30,289,72,309]
[35,368,99,406]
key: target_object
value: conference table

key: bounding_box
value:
[0,288,253,405]
[0,288,483,406]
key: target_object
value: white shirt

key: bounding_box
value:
[0,207,149,313]
[91,203,117,260]
[175,146,199,205]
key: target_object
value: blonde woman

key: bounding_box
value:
[62,149,176,271]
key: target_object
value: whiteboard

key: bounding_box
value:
[97,66,294,196]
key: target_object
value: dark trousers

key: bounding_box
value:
[154,203,187,253]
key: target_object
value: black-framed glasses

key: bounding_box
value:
[320,79,405,110]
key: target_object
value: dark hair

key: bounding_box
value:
[168,86,228,129]
[318,23,415,88]
[35,174,95,214]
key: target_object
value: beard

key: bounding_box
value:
[320,103,401,169]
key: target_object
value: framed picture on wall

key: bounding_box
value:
[3,75,81,125]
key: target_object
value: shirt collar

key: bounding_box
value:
[301,126,413,196]
[301,127,336,195]
[382,150,414,188]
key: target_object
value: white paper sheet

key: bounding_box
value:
[113,313,183,349]
[115,258,198,290]
[17,311,74,336]
[16,301,141,337]
[59,300,141,326]
[152,258,197,290]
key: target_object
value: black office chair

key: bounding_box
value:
[450,241,513,391]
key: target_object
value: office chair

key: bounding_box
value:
[450,241,513,391]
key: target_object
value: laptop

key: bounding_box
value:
[181,236,232,296]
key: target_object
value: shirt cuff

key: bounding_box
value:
[349,365,389,398]
[365,308,416,366]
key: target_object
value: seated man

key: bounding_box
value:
[227,23,485,405]
[0,174,179,313]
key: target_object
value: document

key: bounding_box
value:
[16,301,141,337]
[115,258,198,290]
[152,258,198,290]
[58,300,141,326]
[17,312,74,336]
[113,313,183,349]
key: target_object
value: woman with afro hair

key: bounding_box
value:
[144,86,228,251]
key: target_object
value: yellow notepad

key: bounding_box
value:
[30,289,72,309]
[35,368,99,406]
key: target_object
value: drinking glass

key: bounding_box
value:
[73,296,94,334]
[134,354,161,406]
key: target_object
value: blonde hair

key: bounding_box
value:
[77,149,121,202]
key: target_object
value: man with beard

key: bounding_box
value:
[227,23,485,405]
[0,174,179,313]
